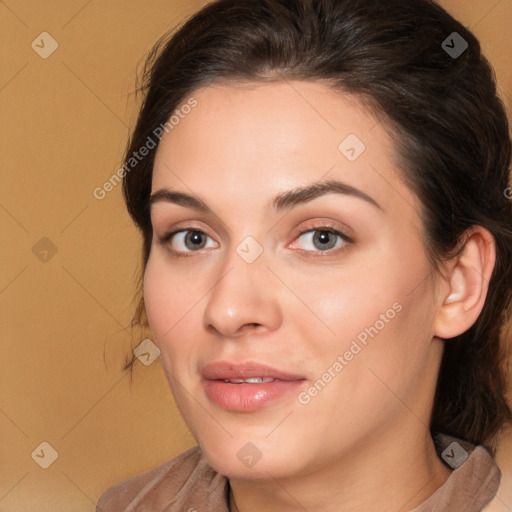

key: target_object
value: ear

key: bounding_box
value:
[433,226,496,340]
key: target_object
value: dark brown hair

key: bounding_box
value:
[121,0,512,454]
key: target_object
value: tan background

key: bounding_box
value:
[1,1,511,510]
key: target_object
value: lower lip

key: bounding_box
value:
[203,379,306,412]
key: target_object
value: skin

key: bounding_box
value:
[144,81,495,512]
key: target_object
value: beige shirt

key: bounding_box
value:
[96,433,501,512]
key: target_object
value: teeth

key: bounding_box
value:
[223,377,275,384]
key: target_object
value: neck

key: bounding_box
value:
[228,426,452,512]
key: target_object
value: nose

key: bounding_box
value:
[203,246,282,338]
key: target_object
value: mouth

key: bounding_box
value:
[222,377,277,383]
[201,361,307,412]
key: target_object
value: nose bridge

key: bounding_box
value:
[203,237,281,337]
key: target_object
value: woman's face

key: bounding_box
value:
[144,81,445,479]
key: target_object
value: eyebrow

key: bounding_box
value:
[149,179,383,214]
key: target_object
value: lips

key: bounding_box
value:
[201,361,305,381]
[201,361,306,412]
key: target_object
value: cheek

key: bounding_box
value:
[142,255,198,365]
[294,249,433,393]
[144,253,198,333]
[143,256,205,419]
[143,258,172,340]
[289,259,399,350]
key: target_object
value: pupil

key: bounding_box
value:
[187,231,205,249]
[314,230,335,250]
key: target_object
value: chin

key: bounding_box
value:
[198,435,307,480]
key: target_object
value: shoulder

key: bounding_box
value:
[96,446,229,512]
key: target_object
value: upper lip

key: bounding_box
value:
[201,361,305,381]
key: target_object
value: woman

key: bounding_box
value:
[96,0,512,510]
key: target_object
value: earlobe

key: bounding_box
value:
[433,226,496,340]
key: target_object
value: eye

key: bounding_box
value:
[291,226,352,255]
[158,224,353,258]
[159,229,217,256]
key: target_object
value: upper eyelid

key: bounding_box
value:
[151,209,230,238]
[161,223,347,238]
[158,215,353,236]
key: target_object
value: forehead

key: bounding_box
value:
[151,80,416,217]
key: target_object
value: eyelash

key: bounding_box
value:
[158,224,354,259]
